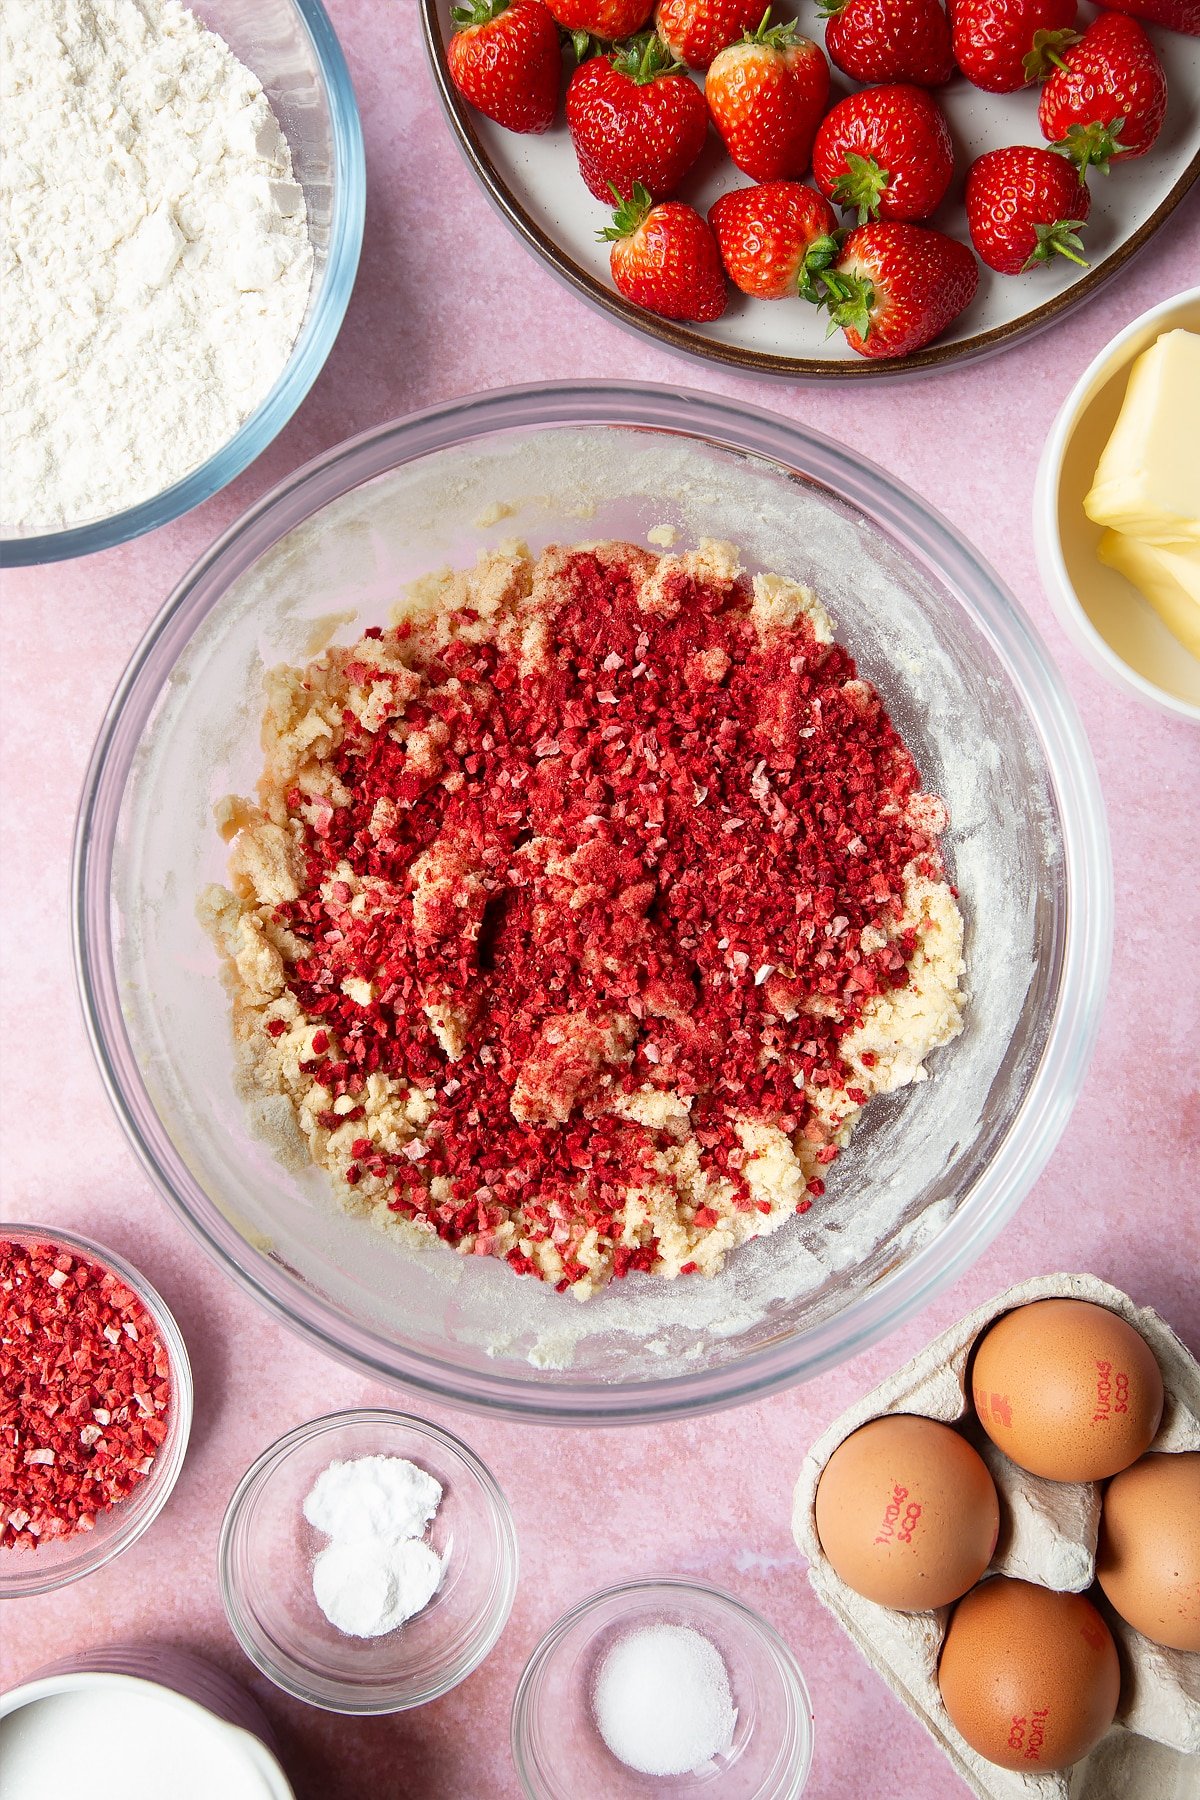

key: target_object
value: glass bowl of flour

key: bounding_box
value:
[0,0,364,566]
[74,382,1113,1423]
[218,1409,518,1713]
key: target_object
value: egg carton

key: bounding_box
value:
[791,1273,1200,1800]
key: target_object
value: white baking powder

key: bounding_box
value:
[0,0,314,534]
[311,1536,444,1640]
[303,1455,445,1638]
[304,1453,442,1543]
[592,1623,738,1777]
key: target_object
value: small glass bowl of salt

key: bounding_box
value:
[218,1409,517,1713]
[511,1578,814,1799]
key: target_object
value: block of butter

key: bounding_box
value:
[1098,531,1200,659]
[1084,328,1200,546]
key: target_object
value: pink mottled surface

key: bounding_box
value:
[2,6,1198,1796]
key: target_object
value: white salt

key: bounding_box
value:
[592,1623,737,1778]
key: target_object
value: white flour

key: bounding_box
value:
[0,0,314,534]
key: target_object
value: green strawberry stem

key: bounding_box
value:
[739,9,801,47]
[1022,27,1080,80]
[797,234,843,303]
[569,27,602,61]
[1022,218,1089,271]
[830,153,891,227]
[451,0,511,26]
[610,31,685,82]
[805,266,875,341]
[1050,117,1128,178]
[598,181,655,242]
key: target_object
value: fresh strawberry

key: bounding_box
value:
[820,0,954,86]
[709,181,839,296]
[448,0,563,133]
[812,85,954,223]
[1038,14,1168,168]
[602,181,729,319]
[705,15,830,181]
[810,221,978,357]
[546,0,655,38]
[951,0,1076,91]
[655,0,766,66]
[1102,0,1199,34]
[567,34,709,200]
[965,144,1091,271]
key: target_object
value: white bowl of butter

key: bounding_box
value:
[1035,288,1200,722]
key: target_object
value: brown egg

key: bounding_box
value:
[970,1298,1164,1482]
[814,1414,1000,1611]
[1097,1451,1200,1652]
[938,1577,1120,1772]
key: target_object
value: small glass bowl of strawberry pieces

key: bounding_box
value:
[0,1225,192,1596]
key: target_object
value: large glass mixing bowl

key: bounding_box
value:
[73,383,1112,1424]
[2,0,364,568]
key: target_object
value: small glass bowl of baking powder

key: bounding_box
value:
[0,1224,193,1599]
[512,1578,814,1799]
[218,1408,518,1713]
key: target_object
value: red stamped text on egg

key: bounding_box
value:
[873,1482,923,1548]
[1025,1709,1050,1762]
[1008,1709,1050,1762]
[976,1389,1013,1430]
[1091,1359,1129,1426]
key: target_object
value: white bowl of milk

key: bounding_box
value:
[0,1649,294,1800]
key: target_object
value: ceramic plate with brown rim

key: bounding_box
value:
[421,1,1200,378]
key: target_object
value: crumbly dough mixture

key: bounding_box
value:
[202,540,965,1299]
